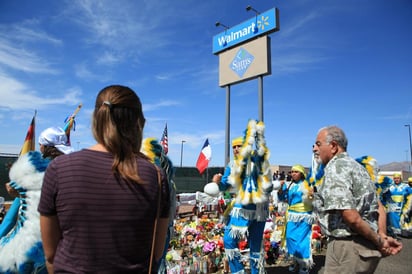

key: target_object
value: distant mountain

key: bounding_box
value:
[380,161,412,172]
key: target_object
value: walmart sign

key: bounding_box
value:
[212,8,279,55]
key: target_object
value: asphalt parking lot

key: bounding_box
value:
[264,236,411,274]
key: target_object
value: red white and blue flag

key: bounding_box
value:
[196,138,212,175]
[160,123,168,154]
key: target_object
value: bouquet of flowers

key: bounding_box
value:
[263,229,280,265]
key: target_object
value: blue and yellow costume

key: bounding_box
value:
[352,157,412,237]
[141,138,176,274]
[0,198,20,239]
[380,173,412,236]
[219,120,272,274]
[0,151,49,274]
[278,165,315,273]
[403,177,412,234]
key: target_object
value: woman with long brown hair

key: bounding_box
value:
[39,85,170,273]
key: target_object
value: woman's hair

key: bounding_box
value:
[42,146,65,159]
[92,85,146,183]
[39,126,73,157]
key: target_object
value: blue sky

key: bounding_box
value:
[0,0,411,169]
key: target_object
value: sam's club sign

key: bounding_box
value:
[213,8,279,55]
[230,48,254,78]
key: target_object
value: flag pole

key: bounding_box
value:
[72,103,82,117]
[63,103,82,143]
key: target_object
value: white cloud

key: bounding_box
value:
[0,74,82,110]
[12,23,63,46]
[143,100,181,112]
[0,37,57,74]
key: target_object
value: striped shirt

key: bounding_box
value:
[38,149,170,273]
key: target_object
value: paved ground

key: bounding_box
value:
[263,236,411,274]
[373,236,411,274]
[263,253,325,274]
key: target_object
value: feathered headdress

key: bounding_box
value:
[307,153,324,188]
[0,151,49,273]
[229,119,272,205]
[141,137,175,186]
[355,155,379,182]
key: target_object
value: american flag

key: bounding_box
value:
[160,123,168,154]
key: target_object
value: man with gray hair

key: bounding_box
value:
[312,125,402,273]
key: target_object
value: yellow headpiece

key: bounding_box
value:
[393,173,402,179]
[231,136,243,147]
[291,164,306,178]
[408,176,412,183]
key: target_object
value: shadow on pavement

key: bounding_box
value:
[265,254,325,274]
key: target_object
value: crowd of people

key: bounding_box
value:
[205,125,407,274]
[0,84,410,274]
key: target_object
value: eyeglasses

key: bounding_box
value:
[232,145,241,149]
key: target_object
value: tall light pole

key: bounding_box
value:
[405,124,412,172]
[215,21,231,165]
[180,140,186,167]
[246,5,264,121]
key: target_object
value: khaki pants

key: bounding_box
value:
[323,236,382,274]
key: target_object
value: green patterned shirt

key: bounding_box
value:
[313,152,380,238]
